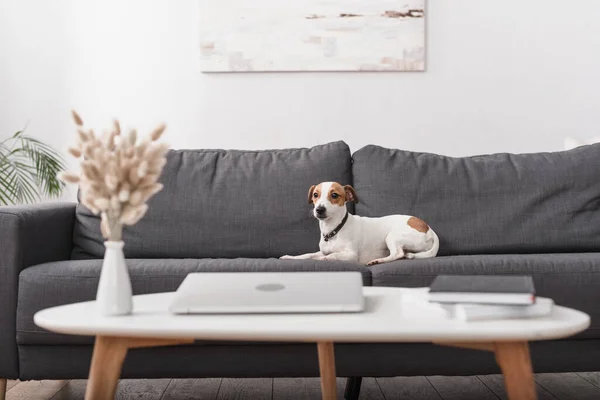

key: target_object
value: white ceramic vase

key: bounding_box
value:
[96,241,133,316]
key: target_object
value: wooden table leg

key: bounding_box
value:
[494,341,537,400]
[85,336,129,400]
[84,336,192,400]
[436,341,537,400]
[0,378,7,400]
[317,342,337,400]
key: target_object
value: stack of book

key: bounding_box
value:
[411,275,554,322]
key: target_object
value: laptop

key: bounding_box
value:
[169,272,365,314]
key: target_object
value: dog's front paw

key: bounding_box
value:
[280,255,295,260]
[366,259,382,266]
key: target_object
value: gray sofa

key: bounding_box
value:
[2,141,600,391]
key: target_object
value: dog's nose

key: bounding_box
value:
[316,206,326,215]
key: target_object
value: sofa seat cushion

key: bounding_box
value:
[73,141,353,259]
[17,258,370,345]
[352,144,600,255]
[371,253,600,339]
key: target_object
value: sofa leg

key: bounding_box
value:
[0,378,7,400]
[344,377,362,400]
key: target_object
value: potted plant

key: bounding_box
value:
[0,131,65,205]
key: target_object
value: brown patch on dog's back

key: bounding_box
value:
[328,182,346,206]
[407,217,429,233]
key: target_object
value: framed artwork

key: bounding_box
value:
[199,1,425,72]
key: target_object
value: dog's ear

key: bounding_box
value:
[307,185,316,204]
[344,185,359,204]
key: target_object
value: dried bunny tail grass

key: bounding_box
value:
[128,190,143,207]
[81,160,102,182]
[92,147,106,164]
[63,111,169,240]
[129,183,160,207]
[107,159,120,179]
[137,161,149,178]
[137,173,159,187]
[93,197,110,211]
[119,204,138,224]
[77,129,89,142]
[128,165,142,185]
[136,138,151,157]
[110,195,121,211]
[118,183,131,202]
[131,203,149,224]
[104,130,117,150]
[100,213,111,238]
[83,143,95,159]
[150,123,166,141]
[117,133,129,152]
[58,171,80,184]
[148,158,167,174]
[82,197,100,214]
[87,180,104,192]
[72,110,84,126]
[144,142,170,160]
[104,174,119,192]
[68,146,82,158]
[130,183,164,206]
[120,204,148,225]
[127,129,137,147]
[113,119,121,135]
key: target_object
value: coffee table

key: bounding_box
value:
[34,287,589,400]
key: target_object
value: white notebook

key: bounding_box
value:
[444,298,554,321]
[402,288,554,322]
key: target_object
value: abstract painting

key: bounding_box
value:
[199,0,425,72]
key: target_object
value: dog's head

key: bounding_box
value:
[307,182,358,220]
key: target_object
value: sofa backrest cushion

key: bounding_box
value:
[352,144,600,255]
[72,141,353,259]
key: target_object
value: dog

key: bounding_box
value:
[280,182,439,265]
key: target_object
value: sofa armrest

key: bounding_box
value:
[0,202,76,378]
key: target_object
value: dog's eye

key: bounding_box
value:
[331,193,339,199]
[313,192,319,198]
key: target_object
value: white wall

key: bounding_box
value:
[2,0,600,200]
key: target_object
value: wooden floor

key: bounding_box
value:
[5,373,600,399]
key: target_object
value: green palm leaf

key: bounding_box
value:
[0,131,66,205]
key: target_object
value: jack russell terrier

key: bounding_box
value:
[281,182,439,265]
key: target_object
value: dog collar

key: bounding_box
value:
[323,212,349,242]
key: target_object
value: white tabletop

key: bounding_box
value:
[34,287,590,343]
